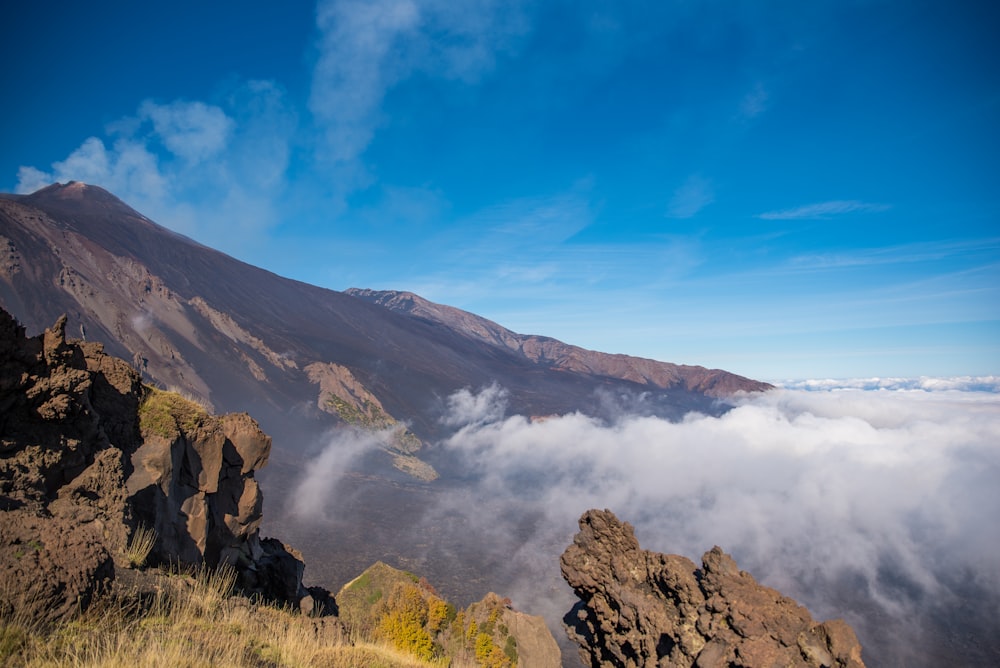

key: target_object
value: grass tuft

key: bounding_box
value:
[125,525,157,568]
[138,386,209,438]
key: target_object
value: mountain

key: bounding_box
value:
[346,288,761,398]
[0,182,768,457]
[0,181,771,633]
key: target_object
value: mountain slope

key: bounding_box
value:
[346,288,768,398]
[0,182,768,454]
[0,182,772,625]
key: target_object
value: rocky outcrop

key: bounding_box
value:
[128,397,269,565]
[0,307,313,622]
[125,389,317,607]
[464,591,562,668]
[337,561,561,666]
[1,310,140,622]
[561,509,865,668]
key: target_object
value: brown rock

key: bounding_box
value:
[561,509,866,668]
[128,407,272,568]
[501,601,562,668]
[0,510,114,624]
[1,307,312,619]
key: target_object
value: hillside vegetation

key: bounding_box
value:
[1,563,446,667]
[336,562,530,667]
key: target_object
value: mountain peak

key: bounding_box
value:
[26,180,121,204]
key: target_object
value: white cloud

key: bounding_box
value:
[779,375,1000,393]
[138,100,234,164]
[14,81,296,252]
[16,136,168,204]
[757,200,891,220]
[286,427,387,521]
[15,166,58,194]
[666,174,714,219]
[309,0,527,169]
[417,383,1000,665]
[49,136,113,183]
[440,382,508,427]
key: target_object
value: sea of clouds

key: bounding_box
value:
[292,378,1000,666]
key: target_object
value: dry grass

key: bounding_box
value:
[138,386,210,438]
[124,525,157,568]
[0,564,447,668]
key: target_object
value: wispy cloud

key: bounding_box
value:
[17,136,168,203]
[666,174,714,219]
[739,82,769,119]
[309,0,528,175]
[139,100,234,164]
[785,237,1000,271]
[287,427,386,521]
[757,200,890,220]
[15,81,297,249]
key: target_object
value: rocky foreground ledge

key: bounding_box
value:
[561,509,866,668]
[0,307,320,621]
[0,307,559,666]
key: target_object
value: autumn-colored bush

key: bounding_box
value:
[375,582,439,661]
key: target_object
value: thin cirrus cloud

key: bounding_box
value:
[309,0,528,170]
[739,82,769,119]
[666,174,715,219]
[756,199,891,220]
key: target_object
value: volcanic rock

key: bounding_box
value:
[560,509,866,668]
[0,307,311,621]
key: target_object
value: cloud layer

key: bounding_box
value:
[415,382,1000,665]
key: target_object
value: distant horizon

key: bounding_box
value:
[3,1,997,381]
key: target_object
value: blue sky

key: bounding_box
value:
[2,0,997,381]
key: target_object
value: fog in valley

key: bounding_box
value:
[269,379,1000,667]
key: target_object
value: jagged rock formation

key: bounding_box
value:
[1,310,139,622]
[0,307,312,622]
[561,509,866,668]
